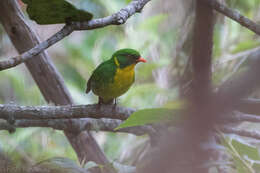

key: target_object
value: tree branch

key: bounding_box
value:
[0,0,151,71]
[0,24,74,71]
[0,104,134,120]
[0,118,155,136]
[228,111,260,123]
[2,102,260,140]
[2,102,260,133]
[221,126,260,140]
[202,0,260,35]
[71,0,150,29]
[235,98,260,115]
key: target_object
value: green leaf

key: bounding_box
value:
[219,134,256,173]
[231,139,260,161]
[115,108,183,130]
[22,0,93,24]
[231,138,260,172]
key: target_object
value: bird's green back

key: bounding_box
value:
[86,59,116,94]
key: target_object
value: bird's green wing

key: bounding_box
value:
[86,60,116,94]
[22,0,93,24]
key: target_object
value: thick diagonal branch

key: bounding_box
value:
[0,0,151,71]
[0,0,110,165]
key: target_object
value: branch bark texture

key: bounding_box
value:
[0,104,134,120]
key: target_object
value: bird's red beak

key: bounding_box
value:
[137,57,147,63]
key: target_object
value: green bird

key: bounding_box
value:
[86,48,146,105]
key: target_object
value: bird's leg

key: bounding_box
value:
[97,97,103,109]
[113,98,117,110]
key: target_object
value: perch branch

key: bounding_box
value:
[202,0,260,35]
[2,102,260,129]
[2,103,260,138]
[0,104,135,120]
[0,118,155,136]
[0,0,151,71]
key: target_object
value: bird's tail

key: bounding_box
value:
[85,86,91,93]
[86,77,92,93]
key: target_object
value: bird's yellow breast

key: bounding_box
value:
[99,58,136,101]
[113,64,135,89]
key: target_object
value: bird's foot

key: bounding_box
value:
[96,97,103,110]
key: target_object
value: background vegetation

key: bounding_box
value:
[1,0,260,172]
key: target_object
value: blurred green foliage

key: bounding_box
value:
[1,0,260,172]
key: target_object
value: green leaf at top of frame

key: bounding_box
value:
[115,108,183,130]
[22,0,93,24]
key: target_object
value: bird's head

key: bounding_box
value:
[111,49,146,68]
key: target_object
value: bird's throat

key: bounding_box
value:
[113,64,135,90]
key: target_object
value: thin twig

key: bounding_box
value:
[71,0,150,30]
[203,0,260,35]
[0,25,74,70]
[0,0,151,71]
